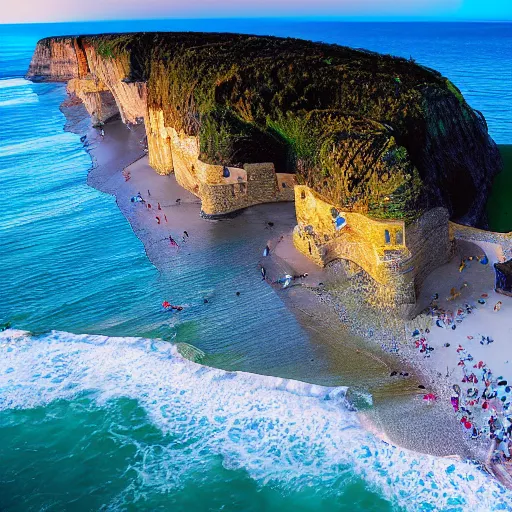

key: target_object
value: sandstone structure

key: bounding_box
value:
[294,185,451,309]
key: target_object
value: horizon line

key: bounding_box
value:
[1,16,512,26]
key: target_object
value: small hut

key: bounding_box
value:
[495,260,512,297]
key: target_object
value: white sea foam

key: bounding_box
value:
[0,78,38,108]
[0,78,31,89]
[0,96,38,107]
[1,329,511,512]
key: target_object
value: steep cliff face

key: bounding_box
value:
[26,33,502,226]
[27,37,87,81]
[146,108,174,173]
[66,79,119,126]
[83,44,147,124]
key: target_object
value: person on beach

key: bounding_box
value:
[157,203,161,210]
[156,216,161,224]
[131,192,144,204]
[100,128,105,137]
[494,301,503,312]
[169,235,179,248]
[164,214,168,223]
[496,435,511,459]
[148,189,151,197]
[451,391,460,412]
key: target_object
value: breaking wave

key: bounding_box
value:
[1,329,511,512]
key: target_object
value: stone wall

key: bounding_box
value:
[449,223,512,261]
[148,121,296,215]
[200,163,294,216]
[405,208,452,294]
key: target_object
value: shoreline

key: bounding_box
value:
[61,103,511,476]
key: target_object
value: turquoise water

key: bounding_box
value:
[0,76,316,377]
[1,21,512,511]
[3,330,512,512]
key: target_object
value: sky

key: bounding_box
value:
[1,0,510,24]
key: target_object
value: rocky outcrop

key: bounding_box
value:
[293,185,451,309]
[26,33,502,225]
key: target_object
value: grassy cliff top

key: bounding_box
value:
[37,32,501,224]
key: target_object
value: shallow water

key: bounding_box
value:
[1,21,512,511]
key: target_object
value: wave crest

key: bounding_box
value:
[1,329,511,511]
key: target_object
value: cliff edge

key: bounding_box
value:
[27,32,502,226]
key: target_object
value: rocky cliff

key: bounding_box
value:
[26,32,502,226]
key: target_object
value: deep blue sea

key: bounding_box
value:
[1,21,512,512]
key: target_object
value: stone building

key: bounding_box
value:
[293,185,452,311]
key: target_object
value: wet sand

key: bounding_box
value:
[64,108,487,461]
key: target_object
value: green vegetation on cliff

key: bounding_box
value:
[487,145,512,232]
[36,32,502,225]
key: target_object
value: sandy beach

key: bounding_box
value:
[63,104,512,477]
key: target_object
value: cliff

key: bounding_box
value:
[27,32,502,225]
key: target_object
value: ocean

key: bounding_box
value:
[1,20,511,511]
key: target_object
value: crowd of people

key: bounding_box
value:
[411,284,511,463]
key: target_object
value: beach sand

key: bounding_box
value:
[403,239,512,464]
[64,108,509,464]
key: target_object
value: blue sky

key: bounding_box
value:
[3,0,511,23]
